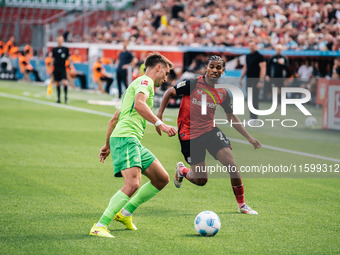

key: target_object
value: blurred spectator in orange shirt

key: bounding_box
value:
[65,59,87,89]
[9,46,20,58]
[24,44,34,60]
[19,50,41,82]
[45,52,53,76]
[4,36,15,55]
[92,57,113,94]
[101,57,112,65]
[70,49,83,63]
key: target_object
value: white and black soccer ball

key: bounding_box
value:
[194,211,221,236]
[305,116,317,128]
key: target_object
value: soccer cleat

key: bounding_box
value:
[114,210,137,230]
[239,204,258,215]
[89,224,114,238]
[174,162,184,188]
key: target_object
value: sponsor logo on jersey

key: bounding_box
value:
[176,81,186,88]
[141,80,149,86]
[192,98,216,109]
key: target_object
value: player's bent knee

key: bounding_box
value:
[127,182,140,194]
[161,174,170,186]
[154,174,169,190]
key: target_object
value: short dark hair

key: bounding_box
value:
[145,52,174,70]
[206,55,225,66]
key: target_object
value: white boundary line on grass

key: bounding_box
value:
[228,138,340,163]
[0,92,113,117]
[1,92,340,163]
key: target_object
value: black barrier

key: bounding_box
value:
[0,71,17,81]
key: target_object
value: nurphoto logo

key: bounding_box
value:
[199,83,312,128]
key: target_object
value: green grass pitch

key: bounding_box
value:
[0,81,339,254]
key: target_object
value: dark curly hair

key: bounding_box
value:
[206,55,225,66]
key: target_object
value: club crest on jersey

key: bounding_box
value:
[218,93,224,99]
[140,80,149,86]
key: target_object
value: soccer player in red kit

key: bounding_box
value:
[157,55,261,214]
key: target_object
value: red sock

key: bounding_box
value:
[232,185,245,208]
[179,166,190,178]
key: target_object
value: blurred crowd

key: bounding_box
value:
[1,0,339,99]
[66,0,340,51]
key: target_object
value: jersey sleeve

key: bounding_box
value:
[174,80,194,96]
[259,53,265,63]
[135,78,152,98]
[52,48,56,58]
[128,52,133,63]
[66,48,70,58]
[221,89,233,114]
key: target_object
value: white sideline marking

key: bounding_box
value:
[0,92,113,117]
[1,92,339,163]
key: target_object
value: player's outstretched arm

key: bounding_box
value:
[99,108,120,163]
[156,87,177,135]
[226,113,261,150]
[134,92,177,137]
[157,87,176,119]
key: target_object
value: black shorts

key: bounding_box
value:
[180,127,232,165]
[53,68,67,81]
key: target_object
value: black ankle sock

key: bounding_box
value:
[57,86,61,101]
[64,85,68,101]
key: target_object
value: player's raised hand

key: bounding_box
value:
[248,137,261,150]
[159,123,177,137]
[99,144,111,163]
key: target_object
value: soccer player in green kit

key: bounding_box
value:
[90,53,177,238]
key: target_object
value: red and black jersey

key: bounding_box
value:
[174,76,233,141]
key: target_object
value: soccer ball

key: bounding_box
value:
[305,116,317,128]
[194,211,221,236]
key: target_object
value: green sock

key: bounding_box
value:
[124,181,160,214]
[99,190,129,226]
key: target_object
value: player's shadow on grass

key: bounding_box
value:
[107,228,132,232]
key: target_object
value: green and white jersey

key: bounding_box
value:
[111,75,154,141]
